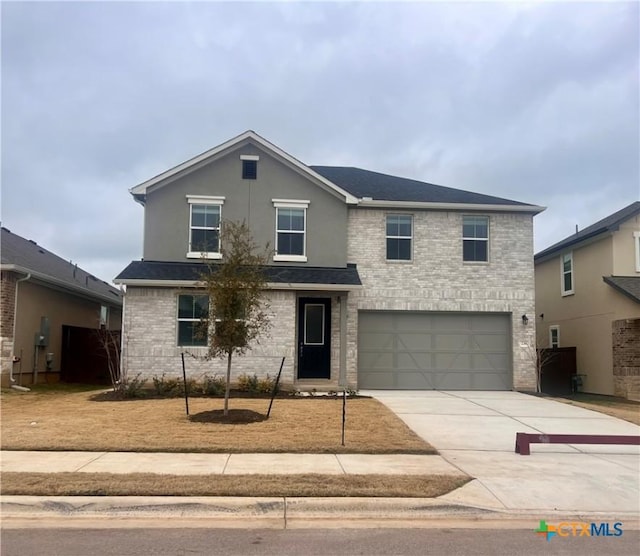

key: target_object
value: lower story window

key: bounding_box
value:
[549,326,560,348]
[178,294,209,346]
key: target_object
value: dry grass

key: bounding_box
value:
[544,393,640,426]
[0,472,468,498]
[0,388,434,454]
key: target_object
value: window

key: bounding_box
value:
[634,232,640,273]
[549,326,560,348]
[561,252,574,295]
[177,294,209,346]
[386,214,412,261]
[463,215,489,262]
[187,196,224,259]
[242,160,257,179]
[273,199,308,262]
[241,155,259,180]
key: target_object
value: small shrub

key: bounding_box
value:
[237,373,260,393]
[258,374,277,394]
[180,378,198,396]
[152,374,181,397]
[202,374,225,396]
[237,373,277,395]
[120,374,146,399]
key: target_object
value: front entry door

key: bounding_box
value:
[297,298,331,379]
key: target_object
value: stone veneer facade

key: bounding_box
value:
[0,272,17,385]
[612,318,640,401]
[122,288,347,388]
[121,208,538,391]
[345,208,538,390]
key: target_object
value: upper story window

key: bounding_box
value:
[241,155,259,180]
[386,214,412,261]
[561,252,574,296]
[463,215,489,262]
[273,199,308,262]
[177,294,209,347]
[549,326,560,348]
[634,231,640,272]
[186,196,224,259]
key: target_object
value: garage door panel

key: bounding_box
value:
[359,352,394,370]
[397,352,433,370]
[358,371,396,389]
[434,334,469,350]
[397,372,434,389]
[398,333,432,350]
[358,311,511,390]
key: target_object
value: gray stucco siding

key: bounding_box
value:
[143,142,348,267]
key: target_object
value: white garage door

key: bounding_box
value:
[358,312,512,390]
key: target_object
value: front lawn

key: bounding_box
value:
[542,393,640,426]
[0,387,435,454]
[0,472,467,498]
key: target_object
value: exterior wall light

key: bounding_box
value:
[522,314,529,325]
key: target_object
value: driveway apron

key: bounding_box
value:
[363,390,640,514]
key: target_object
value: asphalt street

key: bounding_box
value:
[2,527,639,556]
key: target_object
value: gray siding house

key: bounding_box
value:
[115,131,544,391]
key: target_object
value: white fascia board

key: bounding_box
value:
[356,199,546,214]
[113,279,202,287]
[265,282,362,291]
[1,264,123,306]
[114,278,361,292]
[129,130,359,205]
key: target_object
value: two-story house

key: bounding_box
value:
[1,227,123,387]
[534,202,640,400]
[115,131,544,392]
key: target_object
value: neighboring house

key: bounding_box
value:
[1,228,123,387]
[115,130,544,391]
[534,202,640,400]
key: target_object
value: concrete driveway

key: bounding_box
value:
[363,390,640,514]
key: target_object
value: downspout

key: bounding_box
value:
[10,272,31,391]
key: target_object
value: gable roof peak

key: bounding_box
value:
[535,201,640,261]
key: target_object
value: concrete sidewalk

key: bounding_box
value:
[0,451,460,476]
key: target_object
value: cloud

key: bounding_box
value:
[1,1,638,280]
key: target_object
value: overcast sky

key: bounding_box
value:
[2,1,638,284]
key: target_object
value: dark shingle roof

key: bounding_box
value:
[603,276,640,304]
[1,227,122,305]
[535,202,640,261]
[310,166,531,206]
[115,260,362,286]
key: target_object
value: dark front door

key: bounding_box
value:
[297,298,331,379]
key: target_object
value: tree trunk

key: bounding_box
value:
[224,351,233,417]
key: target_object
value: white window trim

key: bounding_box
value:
[549,325,560,348]
[462,215,490,264]
[386,213,413,262]
[273,200,309,262]
[240,154,260,161]
[634,231,640,273]
[561,251,574,296]
[186,195,224,259]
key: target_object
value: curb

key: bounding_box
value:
[3,496,640,529]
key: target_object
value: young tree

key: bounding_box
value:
[200,220,271,416]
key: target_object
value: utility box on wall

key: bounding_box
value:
[34,316,50,347]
